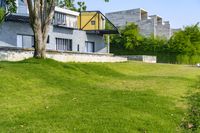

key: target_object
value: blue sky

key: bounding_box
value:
[79,0,200,28]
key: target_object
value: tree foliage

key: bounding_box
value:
[77,1,86,12]
[58,0,76,11]
[0,7,5,23]
[111,22,200,64]
[0,0,16,23]
[111,23,143,49]
[168,23,200,55]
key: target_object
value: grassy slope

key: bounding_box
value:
[0,59,199,133]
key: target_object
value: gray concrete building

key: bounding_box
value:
[106,8,173,39]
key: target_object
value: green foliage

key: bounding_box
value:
[0,0,16,23]
[140,35,168,53]
[0,7,5,23]
[111,23,143,49]
[110,23,200,64]
[6,0,16,13]
[77,1,87,12]
[57,0,77,11]
[169,23,200,56]
[57,0,108,11]
[181,79,200,131]
[176,55,190,64]
[0,59,199,132]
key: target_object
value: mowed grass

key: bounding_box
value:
[0,59,199,133]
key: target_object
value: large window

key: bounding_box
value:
[17,35,49,49]
[54,12,66,25]
[85,41,95,53]
[56,38,72,51]
[17,34,34,48]
[54,12,78,28]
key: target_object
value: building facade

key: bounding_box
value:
[106,8,173,39]
[0,0,117,53]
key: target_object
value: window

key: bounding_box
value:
[85,41,95,53]
[77,44,80,52]
[17,34,34,48]
[47,35,50,44]
[54,12,66,25]
[53,12,78,28]
[91,21,96,25]
[56,38,72,51]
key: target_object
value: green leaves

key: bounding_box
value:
[57,0,109,11]
[111,23,143,50]
[0,7,5,23]
[6,0,16,13]
[169,23,200,56]
[0,0,16,24]
[77,1,87,12]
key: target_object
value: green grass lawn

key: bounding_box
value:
[0,59,200,133]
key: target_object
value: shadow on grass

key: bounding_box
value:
[181,76,200,132]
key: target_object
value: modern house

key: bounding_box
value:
[106,8,173,39]
[0,0,118,54]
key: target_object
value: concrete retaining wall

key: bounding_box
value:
[0,49,127,62]
[122,55,157,63]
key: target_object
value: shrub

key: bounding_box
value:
[176,55,190,64]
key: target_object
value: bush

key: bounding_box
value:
[190,55,200,64]
[176,55,190,64]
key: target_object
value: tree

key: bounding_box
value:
[58,0,76,11]
[168,23,200,55]
[77,1,86,12]
[26,0,56,58]
[26,0,109,58]
[0,0,16,23]
[111,23,143,50]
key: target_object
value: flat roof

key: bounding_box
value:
[55,7,79,16]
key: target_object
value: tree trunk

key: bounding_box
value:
[33,33,46,58]
[27,0,55,59]
[32,21,49,59]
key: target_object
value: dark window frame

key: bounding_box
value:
[85,41,95,53]
[91,21,96,25]
[56,38,73,51]
[17,34,34,48]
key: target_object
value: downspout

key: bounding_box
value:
[107,35,110,53]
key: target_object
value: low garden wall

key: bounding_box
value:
[121,55,157,63]
[0,48,127,62]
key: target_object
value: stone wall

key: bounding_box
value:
[0,48,127,62]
